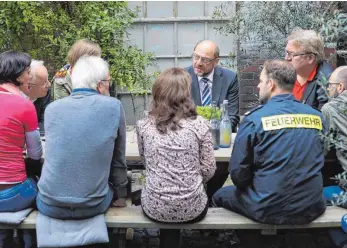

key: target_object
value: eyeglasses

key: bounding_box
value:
[192,53,218,64]
[328,82,340,88]
[29,80,50,87]
[285,50,316,59]
[101,79,112,85]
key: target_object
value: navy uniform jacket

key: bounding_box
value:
[230,94,326,224]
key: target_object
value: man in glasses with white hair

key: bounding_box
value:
[37,56,128,220]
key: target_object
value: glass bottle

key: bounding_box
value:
[220,100,231,148]
[210,101,220,150]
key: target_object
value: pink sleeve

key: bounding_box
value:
[23,101,39,132]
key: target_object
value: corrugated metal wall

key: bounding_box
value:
[121,1,236,125]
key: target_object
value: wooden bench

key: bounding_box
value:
[1,206,346,230]
[1,206,346,247]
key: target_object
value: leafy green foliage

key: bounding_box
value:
[196,106,222,121]
[213,2,345,64]
[0,2,154,94]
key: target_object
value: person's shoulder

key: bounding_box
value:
[97,95,122,109]
[53,64,71,79]
[216,66,236,77]
[244,104,264,117]
[189,115,211,133]
[292,100,324,118]
[317,61,334,77]
[184,65,194,73]
[136,117,152,132]
[194,115,210,125]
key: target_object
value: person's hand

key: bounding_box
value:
[112,198,127,207]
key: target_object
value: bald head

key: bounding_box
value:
[194,40,220,58]
[20,60,50,99]
[330,66,347,89]
[328,66,347,97]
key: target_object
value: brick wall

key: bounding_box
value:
[238,60,264,115]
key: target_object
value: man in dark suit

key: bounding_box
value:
[187,40,239,131]
[186,40,239,203]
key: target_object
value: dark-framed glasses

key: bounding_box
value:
[101,79,112,86]
[192,53,218,64]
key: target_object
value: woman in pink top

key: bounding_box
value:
[136,68,216,248]
[0,51,42,248]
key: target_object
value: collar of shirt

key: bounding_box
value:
[71,88,98,95]
[197,69,214,83]
[20,91,30,99]
[293,65,318,101]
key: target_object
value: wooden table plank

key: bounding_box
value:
[41,130,235,162]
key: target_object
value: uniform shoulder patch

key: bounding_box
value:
[244,105,263,116]
[54,64,71,78]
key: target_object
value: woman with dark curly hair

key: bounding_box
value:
[0,51,42,248]
[136,68,216,248]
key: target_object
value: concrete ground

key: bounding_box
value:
[126,228,336,248]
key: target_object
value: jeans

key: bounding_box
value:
[0,177,37,248]
[36,186,114,220]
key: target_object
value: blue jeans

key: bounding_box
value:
[36,186,114,220]
[0,177,37,248]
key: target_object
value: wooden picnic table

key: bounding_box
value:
[41,130,235,163]
[126,130,235,162]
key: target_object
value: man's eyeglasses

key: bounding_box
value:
[29,81,50,87]
[328,82,340,88]
[101,79,112,85]
[192,53,218,64]
[285,50,316,59]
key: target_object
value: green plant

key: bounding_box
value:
[196,106,222,121]
[0,2,154,94]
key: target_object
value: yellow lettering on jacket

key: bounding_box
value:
[261,114,322,131]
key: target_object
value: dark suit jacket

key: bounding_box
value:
[302,61,333,110]
[34,89,51,134]
[187,66,240,130]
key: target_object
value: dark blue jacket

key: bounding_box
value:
[230,94,326,224]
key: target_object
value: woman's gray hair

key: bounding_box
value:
[288,29,325,64]
[71,56,109,90]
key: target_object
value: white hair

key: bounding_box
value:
[71,55,109,90]
[30,60,44,82]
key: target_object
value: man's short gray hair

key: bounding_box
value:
[333,66,347,90]
[71,56,109,90]
[30,60,44,82]
[287,29,325,64]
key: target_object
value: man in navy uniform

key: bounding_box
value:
[213,60,326,225]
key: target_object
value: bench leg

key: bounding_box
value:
[160,229,181,248]
[113,228,127,248]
